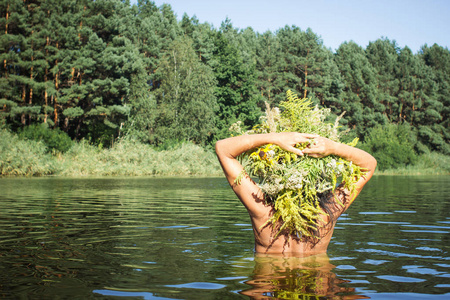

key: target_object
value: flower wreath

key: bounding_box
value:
[231,90,365,238]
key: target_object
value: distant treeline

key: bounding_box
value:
[1,1,449,162]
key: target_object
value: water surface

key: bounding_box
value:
[0,176,449,299]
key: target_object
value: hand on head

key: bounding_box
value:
[274,132,319,156]
[275,133,336,158]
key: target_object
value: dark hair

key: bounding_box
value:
[315,185,349,237]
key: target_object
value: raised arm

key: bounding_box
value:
[302,136,377,204]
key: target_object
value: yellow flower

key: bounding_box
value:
[251,144,274,160]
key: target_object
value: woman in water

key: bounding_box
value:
[215,132,377,255]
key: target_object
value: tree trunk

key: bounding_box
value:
[4,4,8,77]
[4,4,8,34]
[54,42,59,126]
[21,85,26,125]
[303,65,308,99]
[54,73,59,126]
[44,36,49,123]
[29,34,34,124]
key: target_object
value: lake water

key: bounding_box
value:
[0,175,449,299]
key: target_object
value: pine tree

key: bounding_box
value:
[255,30,285,105]
[395,46,446,153]
[191,22,216,65]
[134,1,179,89]
[366,38,400,122]
[180,13,198,37]
[419,44,450,154]
[66,0,133,144]
[235,26,258,67]
[334,41,381,137]
[212,29,261,140]
[34,0,88,132]
[0,0,40,127]
[277,26,343,108]
[0,0,23,123]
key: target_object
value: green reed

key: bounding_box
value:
[57,139,222,176]
[0,129,59,176]
[375,152,450,175]
[1,130,222,177]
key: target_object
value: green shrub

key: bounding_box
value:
[0,129,59,176]
[376,152,450,175]
[18,124,73,153]
[2,129,222,177]
[359,123,417,170]
[411,152,450,174]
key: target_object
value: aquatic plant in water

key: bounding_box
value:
[232,90,365,238]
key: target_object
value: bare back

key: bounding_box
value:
[235,176,349,255]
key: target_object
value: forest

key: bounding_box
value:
[1,0,449,175]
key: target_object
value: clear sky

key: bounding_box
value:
[129,0,449,53]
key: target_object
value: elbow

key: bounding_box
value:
[371,156,377,172]
[215,139,226,157]
[215,139,222,155]
[367,156,377,178]
[215,138,237,160]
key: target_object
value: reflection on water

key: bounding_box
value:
[0,176,449,299]
[240,253,367,299]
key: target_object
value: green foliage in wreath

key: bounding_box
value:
[231,90,365,238]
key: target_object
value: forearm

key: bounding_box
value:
[331,142,376,174]
[215,134,280,199]
[215,133,279,159]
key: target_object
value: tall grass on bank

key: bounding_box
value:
[1,129,222,176]
[375,152,450,175]
[0,130,59,176]
[58,139,223,176]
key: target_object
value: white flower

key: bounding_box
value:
[327,159,337,169]
[285,169,305,190]
[259,175,284,196]
[260,182,283,196]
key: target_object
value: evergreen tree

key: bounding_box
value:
[38,0,63,126]
[191,22,216,65]
[180,13,198,37]
[51,0,90,132]
[70,0,133,144]
[334,41,381,137]
[277,26,343,108]
[419,44,450,154]
[134,1,179,88]
[395,46,440,130]
[255,30,285,105]
[118,2,154,143]
[366,38,400,122]
[0,0,40,127]
[235,26,258,67]
[212,28,261,140]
